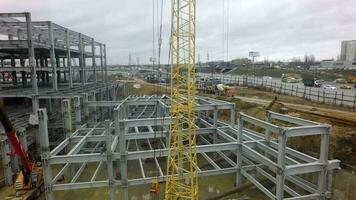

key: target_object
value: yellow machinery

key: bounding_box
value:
[165,0,198,199]
[347,75,356,84]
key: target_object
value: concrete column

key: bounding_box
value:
[74,96,82,130]
[40,58,46,85]
[111,86,116,101]
[105,120,115,200]
[20,54,26,87]
[32,94,39,117]
[62,57,67,82]
[91,38,97,83]
[1,138,13,185]
[82,93,89,122]
[56,56,61,83]
[0,59,3,89]
[48,22,58,91]
[65,29,73,88]
[47,99,53,116]
[37,109,54,200]
[276,130,287,200]
[62,99,72,138]
[44,58,49,84]
[83,53,87,83]
[8,35,17,86]
[25,13,39,113]
[123,82,128,98]
[10,143,19,172]
[236,114,243,187]
[99,89,103,121]
[18,130,28,152]
[99,44,104,81]
[21,71,26,88]
[90,92,96,122]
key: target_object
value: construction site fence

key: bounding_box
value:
[198,74,356,108]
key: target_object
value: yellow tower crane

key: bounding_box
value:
[165,0,198,199]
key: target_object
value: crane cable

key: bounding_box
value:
[222,0,230,61]
[152,0,164,198]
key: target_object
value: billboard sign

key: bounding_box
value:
[249,51,260,57]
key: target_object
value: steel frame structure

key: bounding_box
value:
[36,95,339,200]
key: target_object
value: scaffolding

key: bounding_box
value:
[36,95,339,200]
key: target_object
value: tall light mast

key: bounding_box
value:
[165,0,198,199]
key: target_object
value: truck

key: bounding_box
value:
[302,74,322,87]
[282,73,302,83]
[199,78,221,94]
[346,76,356,84]
[216,84,237,97]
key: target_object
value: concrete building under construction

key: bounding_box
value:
[0,12,341,200]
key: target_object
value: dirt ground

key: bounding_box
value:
[215,86,356,167]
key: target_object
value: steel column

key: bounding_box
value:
[118,107,128,199]
[236,114,243,187]
[38,108,54,200]
[105,120,115,200]
[276,130,287,200]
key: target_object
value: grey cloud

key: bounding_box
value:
[2,0,356,64]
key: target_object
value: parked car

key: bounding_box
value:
[323,85,337,90]
[263,76,273,80]
[340,85,352,89]
[334,78,346,83]
[314,80,322,87]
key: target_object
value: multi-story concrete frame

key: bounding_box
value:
[38,95,339,200]
[0,12,127,186]
[0,12,108,113]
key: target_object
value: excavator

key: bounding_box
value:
[0,105,43,199]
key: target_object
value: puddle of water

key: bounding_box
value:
[29,168,356,200]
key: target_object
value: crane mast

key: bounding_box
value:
[165,0,198,199]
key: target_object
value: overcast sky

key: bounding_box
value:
[2,0,356,64]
